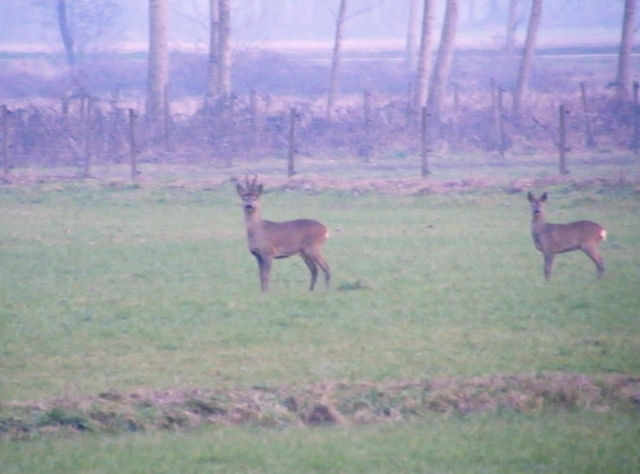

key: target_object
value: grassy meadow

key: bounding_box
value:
[1,179,639,472]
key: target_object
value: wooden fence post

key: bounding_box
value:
[227,94,236,166]
[580,82,596,148]
[163,84,171,149]
[287,107,297,177]
[363,89,372,163]
[250,90,259,150]
[406,82,414,129]
[421,106,430,177]
[2,105,9,179]
[633,81,639,155]
[491,78,500,150]
[558,104,569,175]
[129,109,138,181]
[83,98,93,177]
[497,85,507,156]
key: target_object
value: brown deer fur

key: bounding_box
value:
[527,192,606,280]
[237,175,331,292]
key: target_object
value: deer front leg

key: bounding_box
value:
[253,252,272,292]
[543,252,555,280]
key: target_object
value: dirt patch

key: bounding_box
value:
[1,373,639,440]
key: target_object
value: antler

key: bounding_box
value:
[245,173,259,192]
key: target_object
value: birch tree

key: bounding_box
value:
[326,0,348,119]
[615,0,637,102]
[413,0,436,112]
[427,0,459,122]
[218,0,232,98]
[205,0,220,101]
[512,0,542,118]
[405,0,420,69]
[147,0,169,126]
[56,0,75,67]
[34,0,121,68]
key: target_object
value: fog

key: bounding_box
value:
[0,0,627,52]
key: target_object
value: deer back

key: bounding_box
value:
[254,218,328,258]
[536,220,605,254]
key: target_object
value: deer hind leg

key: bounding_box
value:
[300,252,319,291]
[305,248,330,290]
[581,245,605,279]
[253,252,272,292]
[317,255,331,290]
[543,252,555,280]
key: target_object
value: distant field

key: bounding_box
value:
[0,179,639,471]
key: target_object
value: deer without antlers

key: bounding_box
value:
[237,175,331,292]
[527,192,606,280]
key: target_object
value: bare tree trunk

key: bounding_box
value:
[615,0,637,103]
[414,0,436,113]
[218,0,232,98]
[427,0,459,123]
[512,0,542,118]
[327,0,348,119]
[206,0,220,101]
[505,0,518,61]
[56,0,75,67]
[147,0,170,128]
[405,0,420,69]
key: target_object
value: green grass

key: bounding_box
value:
[0,181,639,471]
[1,410,639,473]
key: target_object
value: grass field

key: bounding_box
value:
[1,178,639,472]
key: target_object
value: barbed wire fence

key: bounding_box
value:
[1,79,638,183]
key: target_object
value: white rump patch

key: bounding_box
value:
[601,229,607,241]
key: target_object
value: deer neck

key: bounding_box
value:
[531,212,546,232]
[244,208,267,245]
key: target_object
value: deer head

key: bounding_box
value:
[237,174,263,215]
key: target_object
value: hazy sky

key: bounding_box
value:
[0,0,629,51]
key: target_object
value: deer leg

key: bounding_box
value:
[253,253,272,292]
[304,249,331,290]
[543,252,555,280]
[300,253,319,291]
[581,245,605,279]
[316,255,331,290]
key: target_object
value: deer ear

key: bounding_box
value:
[257,184,264,195]
[236,183,245,196]
[540,192,548,202]
[527,192,534,202]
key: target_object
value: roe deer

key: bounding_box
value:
[236,175,331,292]
[527,192,606,280]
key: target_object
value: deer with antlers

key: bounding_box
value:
[527,192,606,280]
[236,175,331,292]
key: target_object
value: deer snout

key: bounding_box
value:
[244,203,255,212]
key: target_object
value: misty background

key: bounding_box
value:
[0,1,627,51]
[0,0,637,177]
